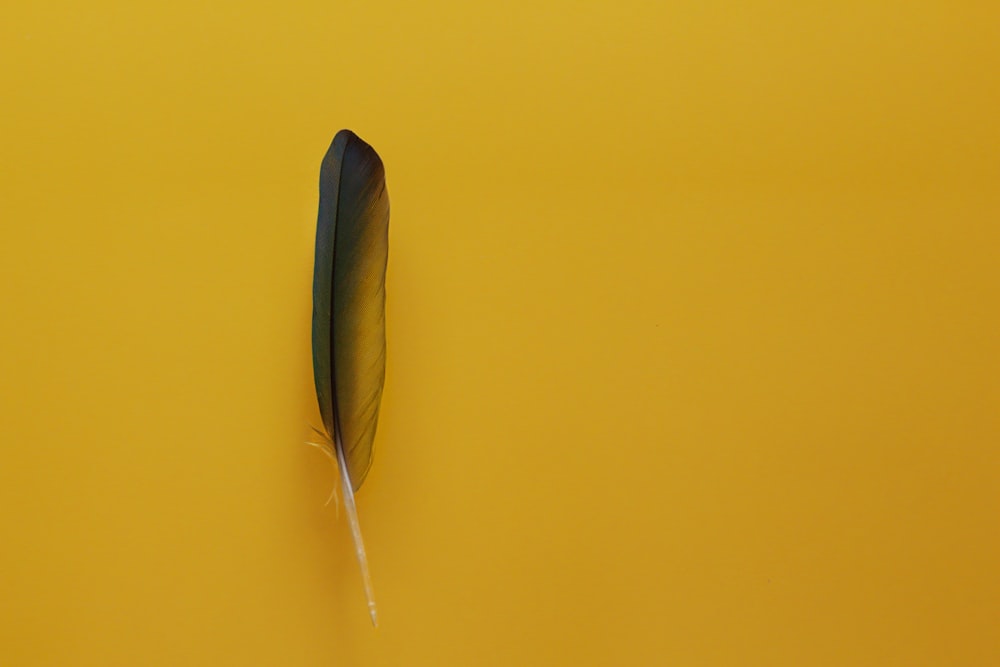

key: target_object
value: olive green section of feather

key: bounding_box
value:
[312,130,389,491]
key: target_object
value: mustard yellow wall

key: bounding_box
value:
[2,2,998,665]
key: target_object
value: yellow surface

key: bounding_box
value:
[2,1,998,665]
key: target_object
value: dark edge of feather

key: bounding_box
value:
[328,130,352,491]
[314,131,348,439]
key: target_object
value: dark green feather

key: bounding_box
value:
[312,129,389,492]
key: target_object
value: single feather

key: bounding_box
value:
[311,129,389,627]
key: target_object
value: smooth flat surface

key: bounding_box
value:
[2,2,998,665]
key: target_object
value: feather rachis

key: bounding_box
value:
[334,432,378,627]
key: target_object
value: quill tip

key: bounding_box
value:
[369,604,379,628]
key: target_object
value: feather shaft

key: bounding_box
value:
[334,434,378,627]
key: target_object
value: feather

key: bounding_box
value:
[311,129,389,627]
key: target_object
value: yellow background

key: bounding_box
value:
[2,1,998,665]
